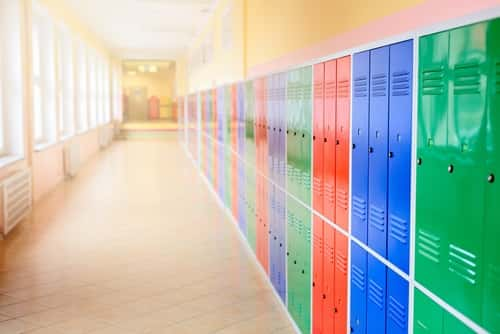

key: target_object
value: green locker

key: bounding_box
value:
[287,69,300,199]
[245,81,256,166]
[246,164,256,252]
[299,66,313,207]
[414,288,474,334]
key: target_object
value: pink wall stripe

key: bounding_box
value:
[248,0,499,77]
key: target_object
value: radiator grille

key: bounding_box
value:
[3,170,32,235]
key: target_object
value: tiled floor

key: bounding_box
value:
[0,136,295,333]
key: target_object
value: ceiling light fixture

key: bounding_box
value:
[138,65,146,72]
[149,65,158,73]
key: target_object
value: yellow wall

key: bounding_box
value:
[245,0,423,69]
[123,67,176,105]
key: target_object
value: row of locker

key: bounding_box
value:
[186,17,500,334]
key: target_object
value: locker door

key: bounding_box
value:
[286,70,297,197]
[413,288,443,334]
[323,222,335,334]
[415,30,450,298]
[313,63,325,215]
[483,17,500,334]
[279,73,287,189]
[368,47,390,258]
[278,188,287,302]
[387,269,408,334]
[313,216,324,334]
[232,85,238,219]
[270,184,278,292]
[324,60,337,223]
[350,242,367,334]
[443,311,475,334]
[367,254,386,334]
[335,56,351,231]
[298,205,312,334]
[225,86,232,208]
[387,40,413,274]
[246,164,257,252]
[301,66,313,206]
[334,231,348,334]
[445,22,487,323]
[352,51,370,243]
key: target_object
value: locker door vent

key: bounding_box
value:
[324,183,335,207]
[388,214,409,244]
[306,225,312,243]
[422,67,445,95]
[326,243,335,264]
[336,188,349,210]
[453,62,480,95]
[495,60,500,94]
[335,251,348,274]
[391,71,410,96]
[313,176,323,198]
[371,74,388,97]
[338,79,350,98]
[368,279,385,308]
[353,195,368,222]
[354,76,368,98]
[325,81,337,98]
[388,295,407,329]
[314,82,324,98]
[368,205,386,232]
[352,264,366,290]
[417,229,441,263]
[448,244,477,284]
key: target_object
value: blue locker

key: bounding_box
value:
[387,269,409,334]
[367,253,387,334]
[367,47,390,258]
[351,242,367,334]
[237,84,246,234]
[352,51,370,244]
[387,40,413,273]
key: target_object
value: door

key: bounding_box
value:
[334,231,348,334]
[313,216,324,334]
[387,268,409,334]
[324,60,337,223]
[313,63,325,214]
[367,254,386,334]
[351,242,367,334]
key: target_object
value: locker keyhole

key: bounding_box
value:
[352,144,356,149]
[369,147,374,153]
[417,158,422,165]
[488,174,495,183]
[388,152,394,158]
[313,135,316,140]
[448,164,454,173]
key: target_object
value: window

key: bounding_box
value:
[104,59,111,124]
[96,56,103,125]
[112,64,122,122]
[0,0,24,159]
[56,26,74,137]
[88,50,97,128]
[32,3,57,146]
[76,41,88,132]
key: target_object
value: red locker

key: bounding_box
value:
[313,216,324,334]
[231,85,238,219]
[213,89,218,190]
[323,222,335,333]
[324,60,337,223]
[335,56,351,231]
[334,230,348,334]
[313,63,325,215]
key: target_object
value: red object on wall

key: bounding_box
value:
[313,63,325,216]
[313,216,324,334]
[324,60,337,224]
[335,56,351,231]
[148,96,160,120]
[334,230,348,334]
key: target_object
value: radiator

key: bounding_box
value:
[2,169,32,235]
[64,141,80,178]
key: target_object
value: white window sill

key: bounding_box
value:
[59,134,75,143]
[0,155,23,169]
[34,141,58,152]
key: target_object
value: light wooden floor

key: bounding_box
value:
[0,136,294,334]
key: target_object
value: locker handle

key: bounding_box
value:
[302,134,305,138]
[488,174,495,183]
[274,236,277,240]
[417,158,422,165]
[448,164,454,173]
[279,128,282,132]
[280,243,282,247]
[287,252,290,256]
[369,147,374,153]
[323,294,326,299]
[294,260,297,264]
[336,139,340,145]
[302,270,305,274]
[334,307,338,313]
[388,151,394,158]
[312,282,315,287]
[313,135,316,141]
[324,138,327,143]
[294,132,297,136]
[352,144,356,149]
[286,130,289,134]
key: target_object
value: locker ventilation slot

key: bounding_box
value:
[422,67,445,95]
[352,265,365,290]
[369,205,386,232]
[313,176,323,198]
[325,81,336,98]
[417,229,441,263]
[338,80,350,98]
[391,71,410,96]
[326,243,334,264]
[368,279,384,308]
[388,214,408,244]
[388,296,407,329]
[335,251,347,274]
[354,76,368,98]
[314,82,324,99]
[336,188,348,210]
[371,74,387,97]
[352,196,367,222]
[454,62,480,95]
[324,183,335,206]
[448,244,477,284]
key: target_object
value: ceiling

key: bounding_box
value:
[64,0,216,60]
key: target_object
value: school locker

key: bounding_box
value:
[225,86,232,209]
[351,241,367,334]
[278,73,287,189]
[335,56,351,231]
[367,253,386,334]
[312,216,324,334]
[300,66,313,206]
[217,88,225,201]
[313,63,325,215]
[231,85,238,218]
[286,69,299,198]
[351,51,370,243]
[276,187,287,302]
[387,40,413,274]
[246,164,257,252]
[367,46,390,258]
[323,222,335,334]
[237,84,246,234]
[334,231,348,334]
[323,60,337,223]
[387,269,408,334]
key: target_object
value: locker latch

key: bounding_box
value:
[369,147,374,153]
[448,164,454,173]
[488,174,495,183]
[324,138,327,143]
[352,144,356,149]
[417,158,422,165]
[388,152,394,158]
[336,139,340,145]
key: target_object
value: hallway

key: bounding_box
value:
[0,137,293,334]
